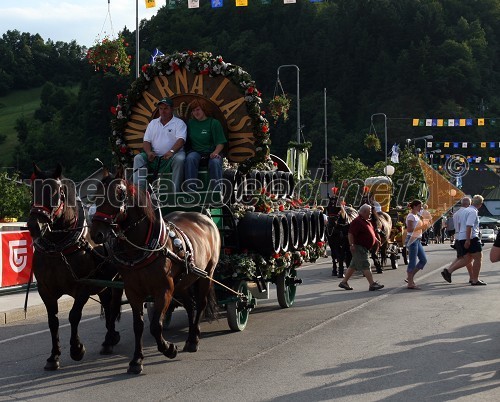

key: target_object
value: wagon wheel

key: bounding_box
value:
[276,268,298,308]
[146,302,174,330]
[226,281,253,332]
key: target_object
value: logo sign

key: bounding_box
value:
[1,231,33,287]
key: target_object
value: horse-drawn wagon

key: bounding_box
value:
[25,51,328,374]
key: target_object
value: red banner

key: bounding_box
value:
[1,231,33,287]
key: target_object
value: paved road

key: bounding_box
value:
[1,243,499,401]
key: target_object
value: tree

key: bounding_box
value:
[0,172,30,220]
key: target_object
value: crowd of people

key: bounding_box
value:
[337,194,498,292]
[132,97,227,192]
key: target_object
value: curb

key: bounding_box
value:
[0,297,76,325]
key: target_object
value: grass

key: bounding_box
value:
[0,85,79,168]
[0,87,42,167]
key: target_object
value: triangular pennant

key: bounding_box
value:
[211,0,223,7]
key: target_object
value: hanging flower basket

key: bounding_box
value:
[364,133,381,151]
[86,36,131,76]
[268,94,291,124]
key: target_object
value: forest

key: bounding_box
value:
[1,0,500,180]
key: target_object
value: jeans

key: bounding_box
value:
[184,151,223,191]
[132,151,185,191]
[406,235,427,272]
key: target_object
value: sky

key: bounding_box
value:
[0,1,159,48]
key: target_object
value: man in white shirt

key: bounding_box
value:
[132,97,187,191]
[441,195,485,285]
[440,197,473,283]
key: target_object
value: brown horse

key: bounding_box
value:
[89,167,221,374]
[325,195,357,278]
[26,163,122,371]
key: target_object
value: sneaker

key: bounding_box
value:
[338,282,353,290]
[369,282,384,291]
[471,280,487,286]
[441,269,452,283]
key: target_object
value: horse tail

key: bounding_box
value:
[203,285,219,322]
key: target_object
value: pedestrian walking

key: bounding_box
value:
[338,204,384,291]
[441,195,485,286]
[490,231,500,263]
[405,200,429,289]
[440,197,473,282]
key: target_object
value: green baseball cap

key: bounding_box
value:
[156,97,173,107]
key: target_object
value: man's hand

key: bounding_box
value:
[147,151,156,162]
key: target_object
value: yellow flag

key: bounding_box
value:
[236,0,248,5]
[444,142,450,148]
[478,118,485,126]
[437,119,443,126]
[412,118,419,126]
[145,0,156,8]
[481,142,486,148]
[459,119,466,126]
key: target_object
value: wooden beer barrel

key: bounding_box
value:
[237,212,283,255]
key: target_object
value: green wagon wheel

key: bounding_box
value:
[226,281,252,332]
[276,268,297,308]
[146,302,174,330]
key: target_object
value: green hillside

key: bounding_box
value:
[0,85,79,168]
[0,87,42,167]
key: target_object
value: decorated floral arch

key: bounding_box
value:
[109,51,271,174]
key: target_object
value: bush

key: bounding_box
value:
[0,172,31,220]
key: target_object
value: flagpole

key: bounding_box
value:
[324,87,328,182]
[136,0,140,78]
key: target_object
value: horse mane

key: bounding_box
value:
[128,183,156,223]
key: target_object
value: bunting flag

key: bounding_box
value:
[235,0,248,5]
[411,117,500,126]
[145,0,156,8]
[261,0,271,3]
[188,0,200,8]
[167,0,176,9]
[211,0,223,7]
[284,0,296,3]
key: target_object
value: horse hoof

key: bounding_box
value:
[183,342,199,353]
[332,271,338,277]
[70,344,86,361]
[100,345,114,355]
[165,343,178,359]
[337,274,344,278]
[44,358,60,371]
[127,363,143,375]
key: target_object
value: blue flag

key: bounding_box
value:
[150,48,164,64]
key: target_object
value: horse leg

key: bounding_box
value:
[68,294,90,361]
[127,299,145,374]
[371,250,383,273]
[184,280,212,353]
[41,296,62,370]
[326,233,337,276]
[149,287,178,361]
[99,287,123,355]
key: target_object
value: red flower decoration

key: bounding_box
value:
[331,186,338,194]
[300,250,306,256]
[110,106,117,115]
[262,125,269,133]
[317,241,324,248]
[141,64,150,73]
[224,248,232,255]
[273,253,280,259]
[279,205,284,211]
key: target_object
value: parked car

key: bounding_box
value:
[481,228,496,243]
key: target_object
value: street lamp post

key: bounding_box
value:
[277,65,300,143]
[407,135,433,155]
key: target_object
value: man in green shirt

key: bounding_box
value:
[185,99,227,191]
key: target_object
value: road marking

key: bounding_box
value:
[0,308,132,344]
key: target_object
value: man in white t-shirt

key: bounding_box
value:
[441,195,485,285]
[132,97,187,191]
[441,197,473,283]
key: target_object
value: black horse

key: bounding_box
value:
[326,194,357,278]
[27,163,122,371]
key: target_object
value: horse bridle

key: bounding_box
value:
[30,178,66,224]
[91,180,129,228]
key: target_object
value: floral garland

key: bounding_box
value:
[217,245,325,281]
[109,51,270,172]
